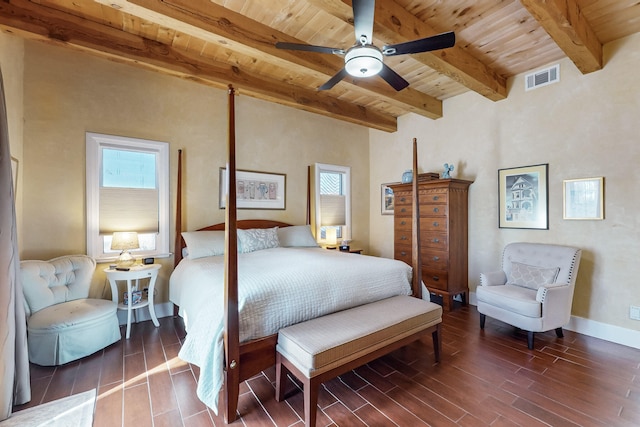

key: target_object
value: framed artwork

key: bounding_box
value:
[498,163,549,229]
[563,177,604,220]
[381,183,394,215]
[219,168,286,210]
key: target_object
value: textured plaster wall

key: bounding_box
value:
[369,33,640,332]
[0,33,24,248]
[21,42,369,302]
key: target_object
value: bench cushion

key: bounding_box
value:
[276,295,442,377]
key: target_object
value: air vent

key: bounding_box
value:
[525,64,560,91]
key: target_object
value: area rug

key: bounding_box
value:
[1,389,96,427]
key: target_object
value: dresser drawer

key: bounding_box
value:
[394,191,412,207]
[421,251,449,270]
[422,270,448,291]
[421,232,448,251]
[421,204,448,217]
[394,244,412,265]
[419,188,448,205]
[420,217,448,232]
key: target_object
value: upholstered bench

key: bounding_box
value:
[275,295,442,426]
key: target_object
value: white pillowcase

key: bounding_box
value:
[277,225,318,247]
[181,231,225,259]
[237,227,280,253]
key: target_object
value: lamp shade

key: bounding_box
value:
[110,232,140,251]
[320,195,346,226]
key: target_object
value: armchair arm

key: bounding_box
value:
[536,284,573,327]
[479,270,507,286]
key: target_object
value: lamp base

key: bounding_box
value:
[116,251,135,268]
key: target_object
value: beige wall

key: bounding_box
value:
[20,41,369,301]
[0,32,24,247]
[369,33,640,333]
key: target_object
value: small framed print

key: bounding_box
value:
[563,177,604,220]
[498,163,549,229]
[381,183,394,215]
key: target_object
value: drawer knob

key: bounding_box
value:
[433,256,440,261]
[433,207,439,213]
[400,251,407,256]
[401,208,406,213]
[400,220,406,225]
[432,238,439,243]
[433,221,439,227]
[400,197,406,202]
[432,276,440,281]
[400,235,408,240]
[433,196,439,201]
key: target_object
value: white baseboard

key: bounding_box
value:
[468,292,640,350]
[116,301,175,325]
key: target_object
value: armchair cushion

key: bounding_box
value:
[507,261,560,290]
[476,284,540,318]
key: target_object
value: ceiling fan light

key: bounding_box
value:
[345,46,383,77]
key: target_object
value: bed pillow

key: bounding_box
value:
[237,227,280,253]
[508,261,560,290]
[181,231,226,259]
[277,225,319,247]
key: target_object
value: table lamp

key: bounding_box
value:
[111,231,139,267]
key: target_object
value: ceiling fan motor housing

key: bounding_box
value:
[345,45,383,77]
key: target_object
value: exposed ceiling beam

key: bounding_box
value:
[520,0,602,73]
[101,0,443,120]
[0,0,398,131]
[310,0,507,101]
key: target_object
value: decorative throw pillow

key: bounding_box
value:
[508,261,560,290]
[237,227,280,253]
[277,225,319,247]
[181,231,225,259]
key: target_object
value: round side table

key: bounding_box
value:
[104,264,161,339]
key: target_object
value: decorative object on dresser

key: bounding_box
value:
[390,177,473,311]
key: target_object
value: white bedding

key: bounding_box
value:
[172,247,412,412]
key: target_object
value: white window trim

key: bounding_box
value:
[86,132,170,262]
[313,162,351,244]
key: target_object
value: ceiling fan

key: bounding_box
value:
[275,0,455,91]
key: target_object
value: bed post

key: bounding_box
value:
[223,85,240,423]
[173,149,183,317]
[411,138,422,298]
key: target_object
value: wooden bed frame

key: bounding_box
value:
[173,86,422,423]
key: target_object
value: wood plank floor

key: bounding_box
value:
[13,304,640,426]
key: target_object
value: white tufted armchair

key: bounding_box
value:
[20,255,121,365]
[476,242,582,350]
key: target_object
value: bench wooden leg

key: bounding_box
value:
[275,353,287,402]
[432,323,442,363]
[304,377,320,427]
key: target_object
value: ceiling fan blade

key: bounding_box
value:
[319,68,348,91]
[382,31,455,56]
[353,0,375,44]
[275,42,344,55]
[379,64,409,91]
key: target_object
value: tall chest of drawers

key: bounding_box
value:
[389,178,472,311]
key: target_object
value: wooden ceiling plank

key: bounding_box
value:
[0,0,396,132]
[117,0,443,119]
[520,0,602,73]
[309,0,507,101]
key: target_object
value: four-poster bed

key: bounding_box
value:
[172,86,424,423]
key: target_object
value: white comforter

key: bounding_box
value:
[172,247,412,412]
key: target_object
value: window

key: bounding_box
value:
[86,132,170,261]
[310,163,351,245]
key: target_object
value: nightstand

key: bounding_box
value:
[339,248,363,254]
[104,264,161,339]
